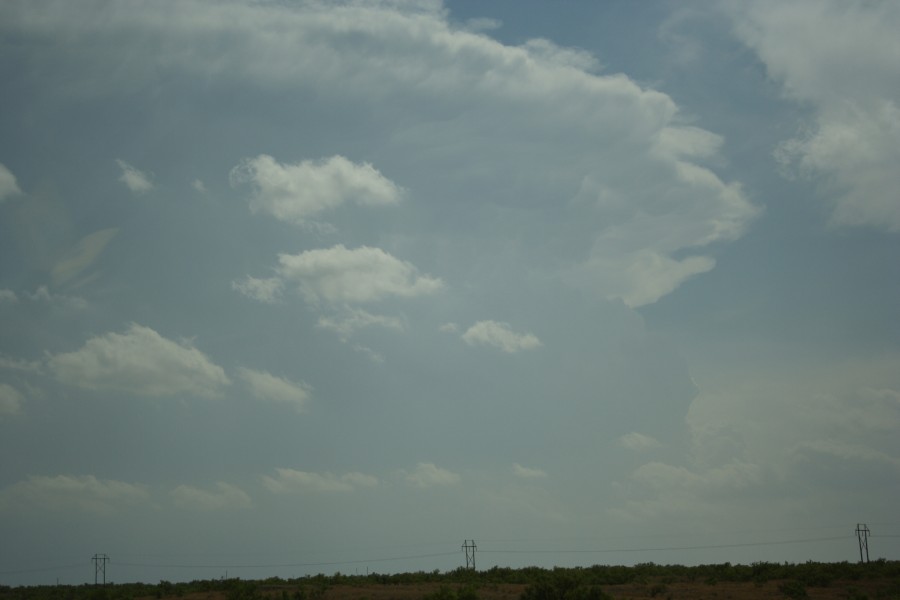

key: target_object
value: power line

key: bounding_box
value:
[113,551,459,571]
[479,535,850,555]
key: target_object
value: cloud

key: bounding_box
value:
[0,289,17,303]
[50,228,118,286]
[0,383,23,416]
[237,367,311,413]
[461,320,541,353]
[170,482,252,510]
[278,245,443,305]
[231,275,283,304]
[231,154,403,224]
[115,159,153,193]
[404,462,460,488]
[0,163,21,202]
[317,307,405,339]
[438,323,459,333]
[512,463,547,479]
[731,0,900,231]
[618,432,663,452]
[47,323,230,397]
[1,0,759,305]
[262,468,378,493]
[0,475,150,514]
[191,178,207,193]
[0,356,41,373]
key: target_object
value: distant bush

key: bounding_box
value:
[777,580,808,599]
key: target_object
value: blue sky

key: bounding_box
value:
[1,0,899,585]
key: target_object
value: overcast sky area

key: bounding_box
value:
[2,0,900,586]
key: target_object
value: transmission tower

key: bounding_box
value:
[462,539,477,571]
[92,553,110,585]
[855,524,870,563]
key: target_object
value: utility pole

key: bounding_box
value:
[92,554,110,585]
[461,540,476,571]
[855,524,870,563]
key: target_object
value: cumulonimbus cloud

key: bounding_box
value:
[731,0,900,231]
[1,0,760,306]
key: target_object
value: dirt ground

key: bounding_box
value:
[151,577,898,600]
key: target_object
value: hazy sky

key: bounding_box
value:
[2,0,899,585]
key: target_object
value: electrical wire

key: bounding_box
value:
[479,535,850,555]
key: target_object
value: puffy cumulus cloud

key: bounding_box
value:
[0,474,150,514]
[618,432,662,452]
[512,463,547,479]
[0,383,23,416]
[50,228,118,286]
[278,245,443,305]
[237,367,311,413]
[115,159,153,193]
[0,0,758,306]
[461,320,541,353]
[262,468,378,493]
[317,307,405,340]
[230,154,403,224]
[47,324,230,397]
[231,275,283,304]
[0,163,21,202]
[731,0,900,231]
[170,482,252,510]
[404,462,460,488]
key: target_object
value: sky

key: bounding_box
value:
[1,0,899,586]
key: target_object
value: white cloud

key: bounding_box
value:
[47,323,230,397]
[438,322,459,333]
[404,462,460,488]
[512,463,547,479]
[262,468,378,493]
[170,482,252,510]
[231,154,403,225]
[1,0,759,305]
[50,228,118,286]
[461,320,541,353]
[237,367,311,413]
[317,307,405,339]
[0,289,17,303]
[278,244,443,305]
[231,275,283,303]
[0,356,41,373]
[191,178,207,193]
[0,475,150,514]
[731,0,900,231]
[115,159,153,193]
[618,432,662,452]
[0,383,23,416]
[0,163,21,202]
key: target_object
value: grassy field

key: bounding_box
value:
[4,561,900,600]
